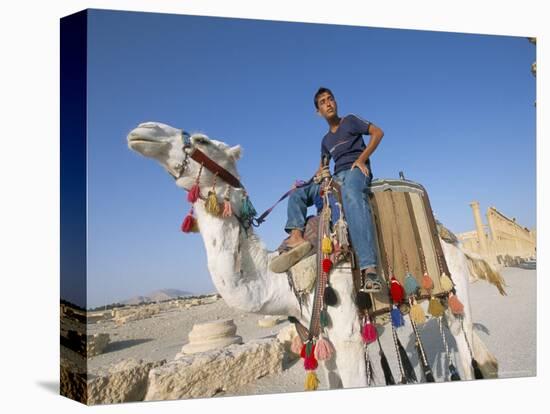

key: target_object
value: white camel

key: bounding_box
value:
[127,121,499,388]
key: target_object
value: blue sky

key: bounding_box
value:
[85,9,535,308]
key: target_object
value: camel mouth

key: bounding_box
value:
[127,133,168,148]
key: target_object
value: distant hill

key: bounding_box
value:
[122,289,193,305]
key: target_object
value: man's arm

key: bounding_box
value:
[352,123,384,176]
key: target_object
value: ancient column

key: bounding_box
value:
[470,201,488,255]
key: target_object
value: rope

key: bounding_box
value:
[460,316,475,360]
[438,317,453,368]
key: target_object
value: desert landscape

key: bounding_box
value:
[59,265,536,405]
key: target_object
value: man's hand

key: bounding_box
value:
[351,159,370,177]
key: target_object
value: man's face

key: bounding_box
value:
[316,92,338,120]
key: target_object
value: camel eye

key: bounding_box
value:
[192,136,210,146]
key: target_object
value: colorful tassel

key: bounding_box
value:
[391,305,405,327]
[428,297,446,317]
[304,371,320,391]
[300,343,307,359]
[321,235,332,254]
[320,308,330,328]
[305,341,314,357]
[222,199,232,218]
[448,293,464,315]
[409,301,426,325]
[314,336,335,361]
[187,183,200,203]
[304,354,318,370]
[390,276,405,303]
[240,194,257,221]
[397,335,417,383]
[333,201,349,247]
[181,209,198,233]
[440,272,454,291]
[421,272,434,291]
[322,258,333,273]
[290,334,303,355]
[362,319,377,345]
[355,291,372,311]
[323,287,337,307]
[404,273,419,296]
[205,191,221,216]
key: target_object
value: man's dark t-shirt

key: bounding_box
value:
[321,114,373,178]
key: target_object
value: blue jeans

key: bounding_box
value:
[284,168,378,270]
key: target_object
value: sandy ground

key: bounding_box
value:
[87,267,536,397]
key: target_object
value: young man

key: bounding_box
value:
[270,87,384,292]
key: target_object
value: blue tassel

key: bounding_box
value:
[391,305,405,327]
[404,273,419,296]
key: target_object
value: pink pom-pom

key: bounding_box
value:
[448,293,465,315]
[222,199,233,218]
[362,319,377,345]
[187,183,200,203]
[314,336,335,361]
[290,334,303,355]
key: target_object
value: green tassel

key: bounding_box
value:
[306,341,313,358]
[240,195,257,220]
[320,309,330,328]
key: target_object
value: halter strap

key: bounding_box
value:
[182,130,244,189]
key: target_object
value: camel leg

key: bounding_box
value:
[472,330,499,378]
[324,269,368,388]
[445,311,474,380]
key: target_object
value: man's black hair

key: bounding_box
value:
[314,87,334,109]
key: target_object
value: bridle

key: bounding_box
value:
[170,129,311,229]
[170,130,244,190]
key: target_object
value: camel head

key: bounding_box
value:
[127,121,242,191]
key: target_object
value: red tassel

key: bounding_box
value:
[421,272,434,290]
[181,209,196,233]
[304,354,318,370]
[362,319,378,344]
[300,344,307,359]
[390,276,405,304]
[322,258,333,273]
[187,183,200,203]
[448,293,464,315]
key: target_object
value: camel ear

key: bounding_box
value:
[228,145,242,160]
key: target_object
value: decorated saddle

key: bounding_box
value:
[283,177,459,315]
